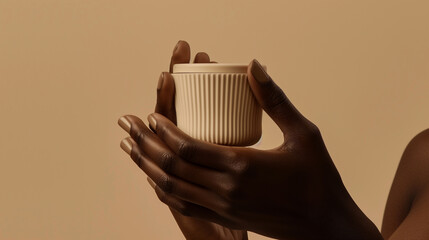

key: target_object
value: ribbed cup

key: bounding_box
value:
[172,70,262,146]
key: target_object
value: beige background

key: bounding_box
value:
[1,0,429,239]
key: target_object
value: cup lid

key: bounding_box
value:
[173,63,267,73]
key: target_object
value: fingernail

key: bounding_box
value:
[147,177,156,189]
[148,114,157,131]
[251,59,270,84]
[120,138,133,155]
[157,72,164,90]
[118,116,131,133]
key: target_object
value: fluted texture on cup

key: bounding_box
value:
[173,73,262,146]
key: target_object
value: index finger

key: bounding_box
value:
[169,40,191,73]
[148,113,234,171]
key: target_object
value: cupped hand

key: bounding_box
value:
[119,42,383,240]
[120,40,247,240]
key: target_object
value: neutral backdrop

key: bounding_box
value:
[1,0,429,239]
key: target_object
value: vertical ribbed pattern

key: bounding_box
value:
[173,73,262,146]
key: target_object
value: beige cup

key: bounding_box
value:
[172,63,266,146]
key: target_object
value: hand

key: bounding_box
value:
[119,46,383,239]
[120,40,247,240]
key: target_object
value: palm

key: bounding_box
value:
[154,41,247,240]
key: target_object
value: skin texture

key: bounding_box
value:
[381,129,429,240]
[118,41,384,240]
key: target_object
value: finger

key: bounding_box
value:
[147,177,239,229]
[127,142,226,212]
[119,115,227,192]
[120,137,133,155]
[247,59,306,133]
[155,72,176,124]
[160,40,190,123]
[147,176,157,188]
[193,52,210,63]
[169,40,191,73]
[147,113,234,171]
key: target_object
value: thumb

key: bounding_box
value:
[156,40,190,125]
[155,72,177,125]
[247,59,304,133]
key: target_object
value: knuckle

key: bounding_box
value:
[307,123,321,139]
[224,149,238,162]
[135,129,147,145]
[177,139,194,159]
[176,204,191,217]
[223,183,240,201]
[265,85,288,112]
[237,159,250,175]
[159,152,175,172]
[231,158,250,177]
[300,122,322,143]
[285,122,322,151]
[158,175,174,194]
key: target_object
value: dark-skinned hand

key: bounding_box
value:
[121,41,247,240]
[119,40,383,240]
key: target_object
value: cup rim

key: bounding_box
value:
[173,63,267,73]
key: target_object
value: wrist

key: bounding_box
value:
[322,187,383,240]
